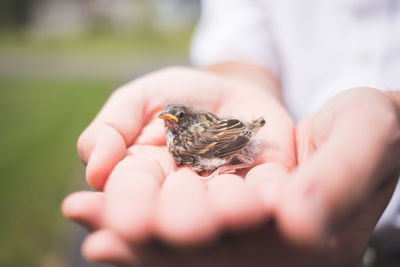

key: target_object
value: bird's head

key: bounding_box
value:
[158,104,195,133]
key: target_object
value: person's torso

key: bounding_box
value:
[262,0,400,119]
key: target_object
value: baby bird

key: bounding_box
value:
[158,104,265,178]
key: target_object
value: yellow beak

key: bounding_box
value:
[158,114,179,123]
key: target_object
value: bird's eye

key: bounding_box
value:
[178,112,185,119]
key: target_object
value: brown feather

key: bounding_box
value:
[178,119,249,159]
[159,104,265,173]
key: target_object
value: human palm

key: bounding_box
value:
[274,87,400,265]
[63,66,296,264]
[63,68,400,266]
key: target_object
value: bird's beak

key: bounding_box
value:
[158,114,179,123]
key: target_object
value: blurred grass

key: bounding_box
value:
[0,30,193,80]
[0,77,116,267]
[0,30,192,55]
[0,28,191,267]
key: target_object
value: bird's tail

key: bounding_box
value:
[249,117,266,130]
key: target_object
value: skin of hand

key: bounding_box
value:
[62,190,386,267]
[62,63,297,265]
[63,64,400,266]
[275,87,400,264]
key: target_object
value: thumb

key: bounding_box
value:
[277,110,399,246]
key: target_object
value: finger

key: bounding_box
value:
[78,123,127,190]
[327,178,398,252]
[278,110,399,246]
[82,229,136,265]
[78,67,225,190]
[206,174,265,230]
[220,90,296,223]
[134,117,166,146]
[245,162,290,214]
[62,191,105,230]
[127,145,176,176]
[155,168,217,245]
[104,150,170,243]
[78,83,163,190]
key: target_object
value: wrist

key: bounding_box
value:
[204,61,282,100]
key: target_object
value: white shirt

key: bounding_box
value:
[191,0,400,241]
[191,0,400,120]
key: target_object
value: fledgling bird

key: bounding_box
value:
[158,104,265,179]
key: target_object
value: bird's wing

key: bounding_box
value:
[182,119,250,159]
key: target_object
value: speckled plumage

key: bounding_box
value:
[158,104,265,177]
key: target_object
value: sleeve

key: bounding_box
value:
[190,0,279,76]
[375,179,400,232]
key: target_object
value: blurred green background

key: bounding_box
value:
[0,1,199,266]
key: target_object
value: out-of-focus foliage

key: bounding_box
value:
[0,78,115,267]
[0,0,31,27]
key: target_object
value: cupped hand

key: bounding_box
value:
[276,87,400,265]
[63,66,296,265]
